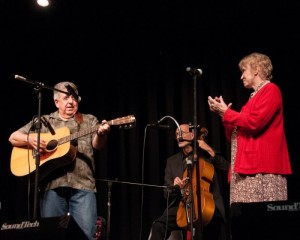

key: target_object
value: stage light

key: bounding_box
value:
[37,0,50,7]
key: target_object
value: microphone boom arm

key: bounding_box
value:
[157,115,182,141]
[15,74,69,95]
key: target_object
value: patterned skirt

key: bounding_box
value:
[230,128,287,205]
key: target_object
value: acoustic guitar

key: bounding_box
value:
[10,115,136,181]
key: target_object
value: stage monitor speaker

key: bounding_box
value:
[0,214,88,240]
[230,200,300,240]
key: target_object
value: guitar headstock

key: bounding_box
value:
[107,115,136,129]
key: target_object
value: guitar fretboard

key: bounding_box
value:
[56,115,135,145]
[58,126,98,145]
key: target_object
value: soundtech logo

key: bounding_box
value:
[267,202,300,212]
[1,220,40,230]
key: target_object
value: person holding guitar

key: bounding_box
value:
[148,123,230,240]
[8,81,111,240]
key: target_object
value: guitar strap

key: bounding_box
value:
[69,112,83,148]
[74,112,83,125]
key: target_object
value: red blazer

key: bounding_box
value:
[222,82,292,175]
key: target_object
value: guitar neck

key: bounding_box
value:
[59,126,98,145]
[57,115,135,145]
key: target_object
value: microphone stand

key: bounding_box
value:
[106,181,112,240]
[14,75,69,219]
[154,115,201,238]
[191,73,203,240]
[33,85,42,220]
[98,117,181,240]
[97,178,167,240]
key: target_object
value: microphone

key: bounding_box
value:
[15,75,27,81]
[147,123,170,130]
[15,74,45,88]
[65,84,81,102]
[186,67,203,77]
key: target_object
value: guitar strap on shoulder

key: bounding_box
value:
[75,112,83,125]
[70,112,83,148]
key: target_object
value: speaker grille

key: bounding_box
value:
[0,214,88,240]
[231,200,300,240]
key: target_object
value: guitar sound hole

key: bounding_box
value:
[46,140,58,151]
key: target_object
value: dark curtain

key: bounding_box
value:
[1,1,300,240]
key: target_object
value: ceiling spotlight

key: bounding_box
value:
[37,0,50,7]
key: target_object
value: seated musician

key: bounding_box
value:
[148,123,230,240]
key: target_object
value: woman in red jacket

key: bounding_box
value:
[207,52,292,205]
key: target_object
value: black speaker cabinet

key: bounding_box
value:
[230,200,300,240]
[0,214,88,240]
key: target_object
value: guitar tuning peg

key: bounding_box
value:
[129,123,136,129]
[121,123,136,130]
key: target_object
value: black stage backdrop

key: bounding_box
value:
[0,1,299,240]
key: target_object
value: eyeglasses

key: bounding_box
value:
[60,95,77,102]
[175,131,191,139]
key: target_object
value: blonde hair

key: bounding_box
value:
[238,52,273,80]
